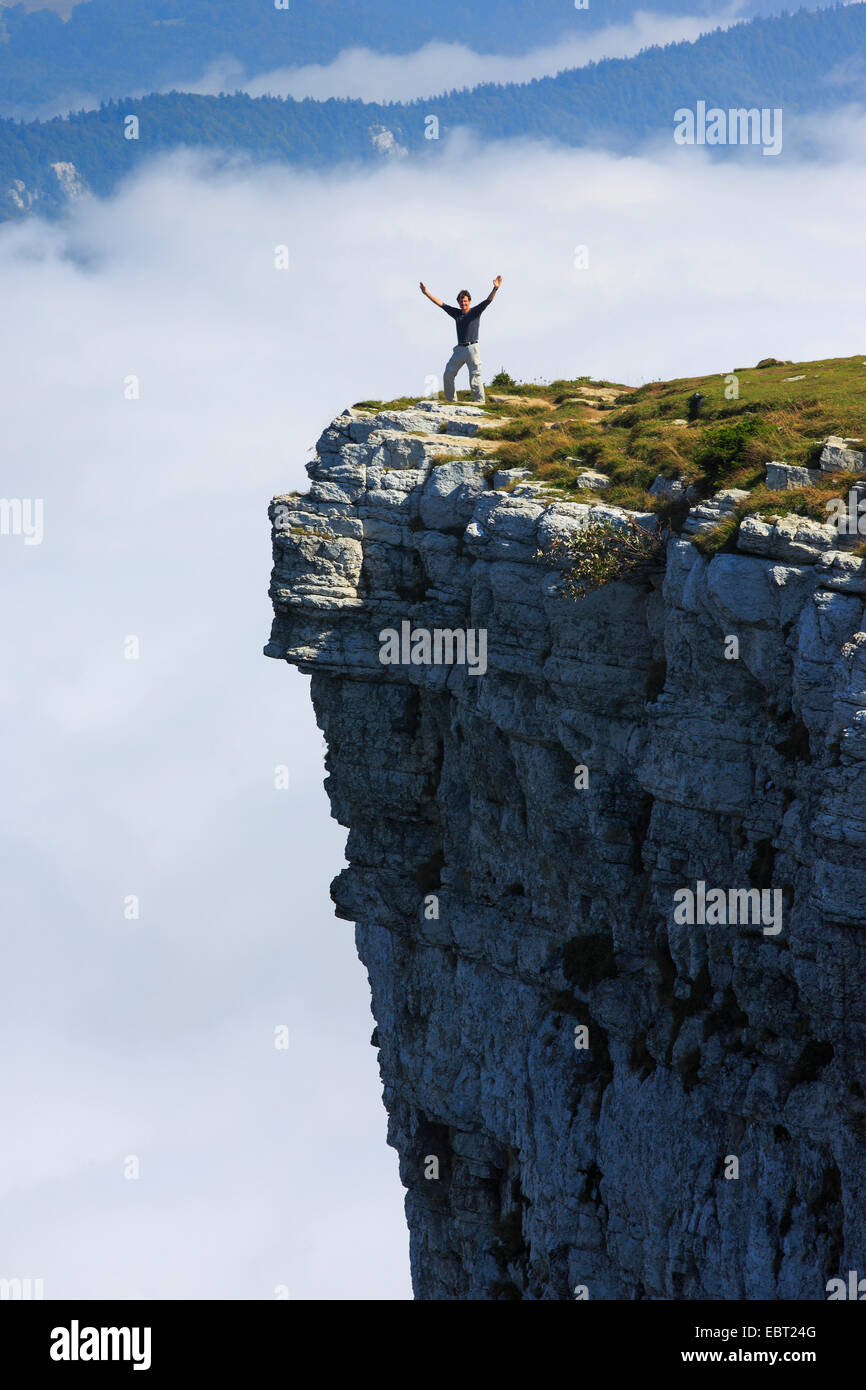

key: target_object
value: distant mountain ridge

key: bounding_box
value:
[0,0,838,116]
[1,5,863,222]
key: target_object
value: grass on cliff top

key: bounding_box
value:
[358,356,866,550]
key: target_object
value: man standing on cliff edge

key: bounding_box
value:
[419,276,502,404]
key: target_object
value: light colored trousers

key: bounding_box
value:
[443,343,484,403]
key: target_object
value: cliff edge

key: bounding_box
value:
[266,398,866,1300]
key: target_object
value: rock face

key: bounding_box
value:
[266,402,866,1301]
[820,437,866,474]
[573,469,612,491]
[765,461,820,490]
[4,160,88,218]
[649,473,685,499]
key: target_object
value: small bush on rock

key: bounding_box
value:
[537,519,669,598]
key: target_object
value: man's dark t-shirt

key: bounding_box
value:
[441,295,493,345]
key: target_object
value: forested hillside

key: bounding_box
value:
[1,5,862,220]
[0,0,836,115]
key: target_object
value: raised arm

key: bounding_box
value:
[484,275,503,306]
[420,281,444,308]
[470,275,503,318]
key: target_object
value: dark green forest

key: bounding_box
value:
[0,0,817,115]
[1,5,862,220]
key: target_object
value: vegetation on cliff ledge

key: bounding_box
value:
[368,353,866,566]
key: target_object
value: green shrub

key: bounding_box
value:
[692,416,772,484]
[608,460,658,490]
[537,519,670,598]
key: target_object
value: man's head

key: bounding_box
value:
[457,290,471,311]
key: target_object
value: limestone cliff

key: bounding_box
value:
[266,401,866,1301]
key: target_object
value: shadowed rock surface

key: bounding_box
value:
[266,401,866,1300]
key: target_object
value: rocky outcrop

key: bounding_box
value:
[49,160,87,199]
[266,401,866,1300]
[820,437,866,474]
[4,160,88,218]
[765,461,820,490]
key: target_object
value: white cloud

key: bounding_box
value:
[181,12,744,105]
[1,119,866,1298]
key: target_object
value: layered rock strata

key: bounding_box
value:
[266,401,866,1300]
